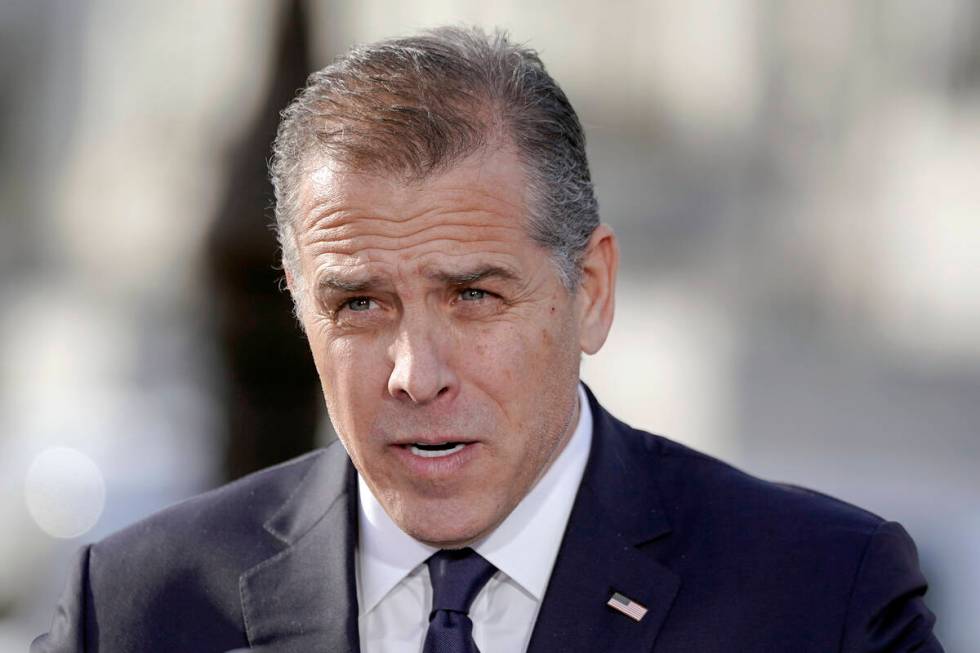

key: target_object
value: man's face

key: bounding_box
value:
[291,146,608,547]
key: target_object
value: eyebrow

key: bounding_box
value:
[428,265,520,286]
[315,265,518,295]
[316,275,384,294]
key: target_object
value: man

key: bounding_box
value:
[34,26,942,652]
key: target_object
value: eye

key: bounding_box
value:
[459,288,487,301]
[344,297,375,312]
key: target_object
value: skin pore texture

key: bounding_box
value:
[288,143,619,548]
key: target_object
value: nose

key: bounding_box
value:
[387,314,457,405]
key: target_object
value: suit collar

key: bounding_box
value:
[240,443,361,653]
[527,384,679,653]
[578,384,672,546]
[263,443,353,545]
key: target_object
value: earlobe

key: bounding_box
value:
[577,224,619,355]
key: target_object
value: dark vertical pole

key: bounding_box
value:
[206,0,323,482]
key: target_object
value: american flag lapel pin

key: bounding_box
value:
[607,591,648,622]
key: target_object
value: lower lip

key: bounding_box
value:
[392,442,480,478]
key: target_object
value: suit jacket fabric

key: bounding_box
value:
[33,388,943,652]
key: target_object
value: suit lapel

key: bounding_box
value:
[527,387,680,653]
[240,444,361,653]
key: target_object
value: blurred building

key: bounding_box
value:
[1,1,977,650]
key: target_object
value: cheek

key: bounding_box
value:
[310,334,387,430]
[457,321,526,385]
[459,310,576,397]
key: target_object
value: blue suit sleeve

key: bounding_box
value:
[839,521,944,652]
[31,545,92,653]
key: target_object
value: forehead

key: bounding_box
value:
[300,145,528,227]
[295,147,542,279]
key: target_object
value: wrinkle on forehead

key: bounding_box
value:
[302,184,527,236]
[298,145,530,233]
[300,216,526,260]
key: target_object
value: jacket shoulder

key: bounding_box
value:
[37,448,340,652]
[587,388,886,538]
[88,448,336,606]
[627,428,940,650]
[97,447,328,559]
[584,390,888,555]
[633,425,887,537]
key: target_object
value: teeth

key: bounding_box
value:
[410,443,466,458]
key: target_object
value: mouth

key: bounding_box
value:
[390,438,480,478]
[407,442,468,458]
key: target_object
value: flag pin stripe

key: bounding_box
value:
[607,591,648,621]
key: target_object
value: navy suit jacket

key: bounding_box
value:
[33,388,942,651]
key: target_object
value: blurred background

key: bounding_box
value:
[1,0,977,650]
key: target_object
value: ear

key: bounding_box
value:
[576,224,619,355]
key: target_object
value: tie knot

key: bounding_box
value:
[426,548,497,614]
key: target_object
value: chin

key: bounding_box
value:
[398,506,497,549]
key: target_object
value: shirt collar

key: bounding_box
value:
[356,476,436,616]
[472,384,592,600]
[357,384,593,613]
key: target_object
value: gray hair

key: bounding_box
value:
[270,26,599,308]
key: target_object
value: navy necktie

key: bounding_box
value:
[423,548,497,653]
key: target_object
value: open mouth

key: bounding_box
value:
[408,442,467,458]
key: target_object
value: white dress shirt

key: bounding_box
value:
[356,384,593,653]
